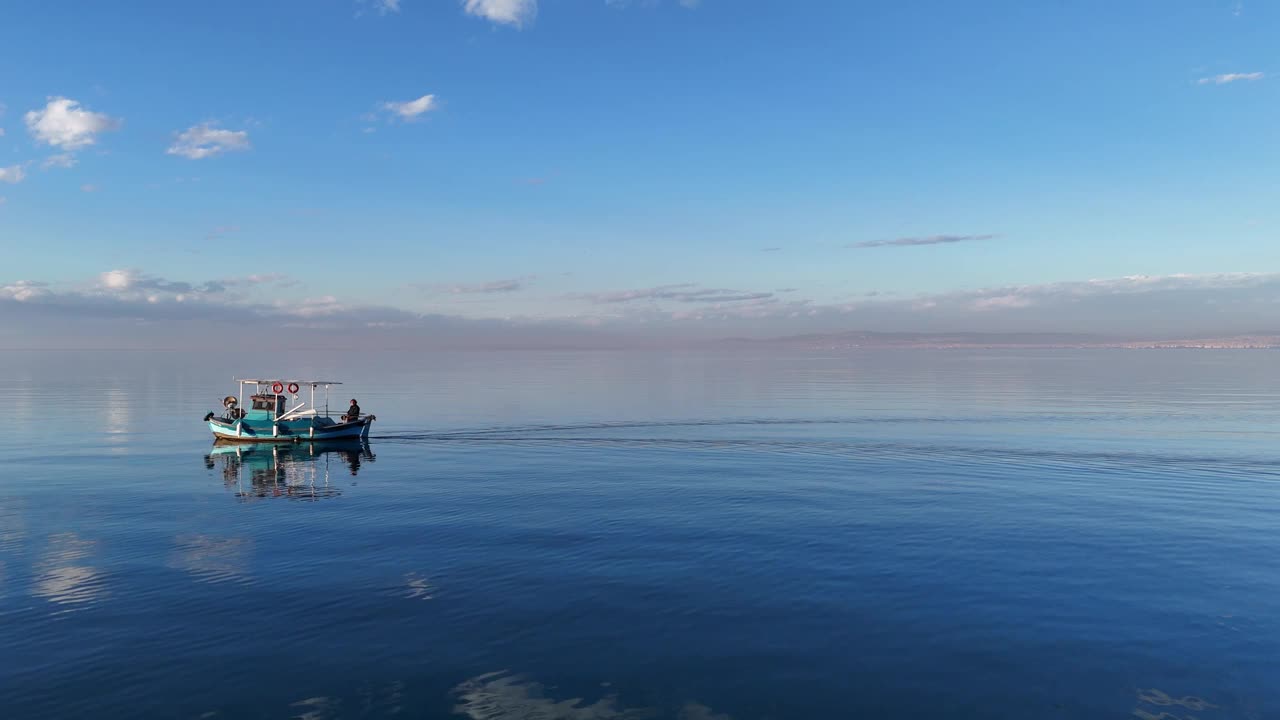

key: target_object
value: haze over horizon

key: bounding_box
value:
[2,1,1277,349]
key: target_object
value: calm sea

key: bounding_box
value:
[1,349,1278,719]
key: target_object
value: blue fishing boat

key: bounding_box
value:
[203,379,375,442]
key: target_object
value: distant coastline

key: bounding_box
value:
[718,331,1280,350]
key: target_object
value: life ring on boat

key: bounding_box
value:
[272,382,284,394]
[287,382,300,394]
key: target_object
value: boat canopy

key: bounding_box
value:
[235,379,343,387]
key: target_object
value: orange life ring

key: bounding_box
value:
[272,382,284,394]
[287,382,300,394]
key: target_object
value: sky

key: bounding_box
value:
[1,0,1277,348]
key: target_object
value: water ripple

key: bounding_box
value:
[372,419,1280,479]
[32,532,108,612]
[168,534,254,585]
[454,671,732,720]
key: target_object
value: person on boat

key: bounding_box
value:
[343,399,361,422]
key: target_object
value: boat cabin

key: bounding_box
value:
[248,394,286,419]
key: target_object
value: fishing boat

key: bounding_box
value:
[203,379,375,442]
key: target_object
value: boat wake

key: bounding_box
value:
[374,415,982,442]
[368,417,1280,477]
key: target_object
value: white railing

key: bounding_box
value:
[277,402,314,422]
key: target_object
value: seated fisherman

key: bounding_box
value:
[343,399,361,422]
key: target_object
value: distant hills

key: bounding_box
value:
[719,331,1280,349]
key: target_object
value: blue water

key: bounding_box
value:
[1,349,1278,719]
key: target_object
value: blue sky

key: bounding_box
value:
[1,0,1277,347]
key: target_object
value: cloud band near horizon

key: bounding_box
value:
[6,269,1280,348]
[850,234,998,249]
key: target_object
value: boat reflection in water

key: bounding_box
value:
[204,439,375,501]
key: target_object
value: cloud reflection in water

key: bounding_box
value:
[169,534,254,585]
[454,671,732,720]
[33,532,108,611]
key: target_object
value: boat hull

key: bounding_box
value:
[209,416,373,443]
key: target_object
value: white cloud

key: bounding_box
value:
[42,153,77,170]
[607,0,700,10]
[100,269,136,290]
[245,273,289,286]
[166,123,251,159]
[381,94,438,121]
[0,165,25,184]
[437,277,530,294]
[87,268,292,297]
[0,268,613,349]
[356,0,400,15]
[219,272,292,287]
[0,280,51,302]
[286,295,344,318]
[560,271,1280,339]
[205,225,241,240]
[851,272,1280,324]
[0,128,5,137]
[1197,72,1264,85]
[766,272,1280,321]
[462,0,536,27]
[970,294,1034,311]
[576,283,774,304]
[850,233,997,249]
[24,97,121,150]
[13,268,1280,349]
[80,184,98,193]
